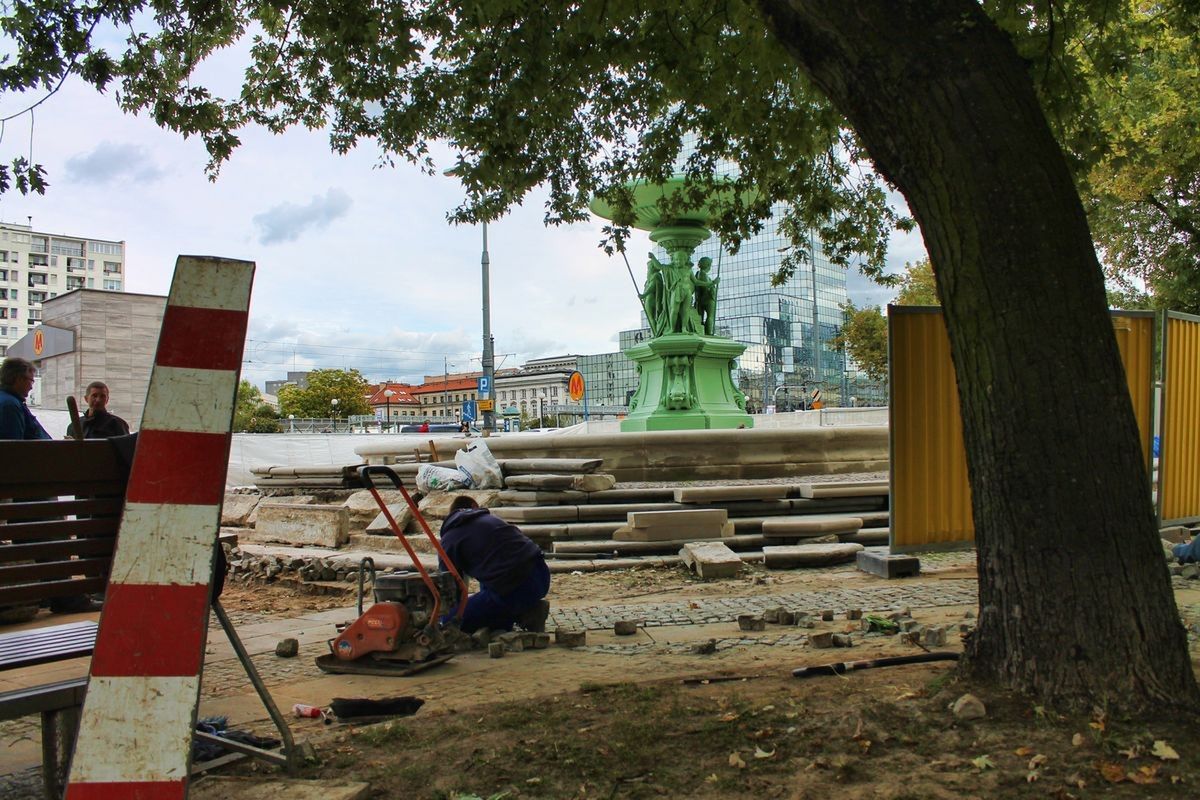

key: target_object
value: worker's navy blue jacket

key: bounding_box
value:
[439,507,541,596]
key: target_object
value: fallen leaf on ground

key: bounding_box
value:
[1071,733,1085,746]
[1014,746,1034,757]
[1128,765,1159,785]
[1152,740,1180,760]
[704,774,718,783]
[1025,770,1039,783]
[719,712,740,723]
[1098,761,1127,783]
[1028,754,1047,770]
[971,755,995,770]
[729,752,746,769]
[754,746,776,759]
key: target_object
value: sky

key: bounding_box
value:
[0,43,927,391]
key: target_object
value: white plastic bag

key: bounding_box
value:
[454,440,504,489]
[416,463,470,493]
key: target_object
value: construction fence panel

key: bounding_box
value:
[889,307,1157,552]
[1160,312,1200,525]
[888,307,973,551]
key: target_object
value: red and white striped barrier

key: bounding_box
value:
[66,256,254,800]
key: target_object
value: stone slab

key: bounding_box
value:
[348,532,437,555]
[571,473,618,492]
[629,508,729,529]
[840,528,889,546]
[555,531,762,555]
[191,777,370,800]
[795,481,890,499]
[613,519,734,543]
[343,489,407,528]
[679,541,743,579]
[761,515,862,536]
[249,496,314,527]
[221,493,261,527]
[254,504,349,548]
[503,473,577,490]
[418,490,501,520]
[856,510,891,528]
[493,505,579,523]
[365,502,415,535]
[497,489,588,505]
[500,458,603,474]
[586,487,676,503]
[857,549,921,578]
[673,485,791,503]
[575,502,683,521]
[762,542,864,569]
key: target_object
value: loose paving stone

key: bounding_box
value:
[846,609,863,620]
[532,633,551,649]
[820,609,835,621]
[737,614,766,632]
[614,619,640,636]
[692,639,718,655]
[923,626,947,647]
[809,631,835,648]
[572,473,618,492]
[831,633,853,647]
[488,642,505,658]
[555,628,587,647]
[275,638,299,658]
[776,609,797,625]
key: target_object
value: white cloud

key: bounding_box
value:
[64,141,166,185]
[252,188,353,245]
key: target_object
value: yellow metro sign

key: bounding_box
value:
[568,371,586,402]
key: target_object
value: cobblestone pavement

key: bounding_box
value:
[550,579,977,632]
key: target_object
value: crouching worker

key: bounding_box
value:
[439,496,550,634]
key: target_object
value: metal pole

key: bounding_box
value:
[810,231,821,384]
[481,222,496,432]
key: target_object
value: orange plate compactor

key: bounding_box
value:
[314,465,469,676]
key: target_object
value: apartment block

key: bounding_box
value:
[0,221,126,357]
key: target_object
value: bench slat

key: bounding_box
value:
[0,577,107,607]
[1,498,124,521]
[0,538,116,565]
[0,441,127,485]
[0,480,128,501]
[0,518,120,542]
[0,622,98,671]
[0,678,89,721]
[0,558,111,583]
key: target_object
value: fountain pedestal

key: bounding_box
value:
[622,334,750,431]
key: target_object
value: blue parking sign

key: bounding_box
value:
[478,376,491,395]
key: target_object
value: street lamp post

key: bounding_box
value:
[383,389,395,432]
[330,398,339,431]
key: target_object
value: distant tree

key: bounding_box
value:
[894,259,939,306]
[234,380,281,433]
[278,369,371,418]
[834,259,937,381]
[832,303,888,382]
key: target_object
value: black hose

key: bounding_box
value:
[792,651,959,678]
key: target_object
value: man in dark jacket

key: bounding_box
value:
[0,357,51,440]
[439,496,550,634]
[66,381,130,439]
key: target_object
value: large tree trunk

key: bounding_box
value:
[757,0,1198,712]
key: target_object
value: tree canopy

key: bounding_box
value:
[277,369,370,418]
[234,379,281,433]
[834,259,937,382]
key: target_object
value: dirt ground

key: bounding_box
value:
[212,560,1200,799]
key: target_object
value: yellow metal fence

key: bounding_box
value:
[1159,312,1200,525]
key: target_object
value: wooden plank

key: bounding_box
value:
[0,622,97,670]
[0,538,115,564]
[0,558,111,582]
[0,577,106,607]
[0,498,123,521]
[0,678,89,721]
[0,518,119,542]
[0,480,128,500]
[0,441,127,485]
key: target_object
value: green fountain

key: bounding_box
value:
[590,178,752,431]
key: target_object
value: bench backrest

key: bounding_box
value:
[0,438,133,607]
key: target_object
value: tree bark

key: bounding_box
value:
[756,0,1199,712]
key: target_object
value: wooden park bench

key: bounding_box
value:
[0,438,304,798]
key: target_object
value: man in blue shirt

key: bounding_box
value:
[0,357,51,440]
[439,496,550,634]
